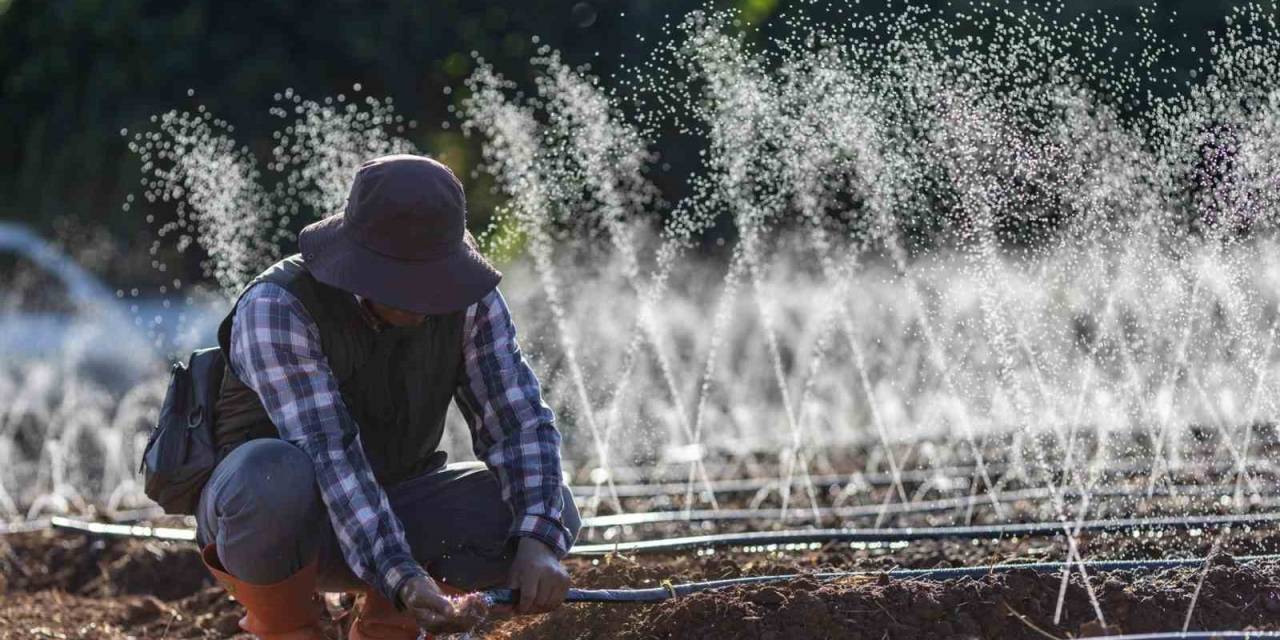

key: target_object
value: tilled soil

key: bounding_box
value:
[5,525,1280,639]
[7,435,1280,638]
[495,557,1280,639]
[0,589,251,640]
[0,532,334,639]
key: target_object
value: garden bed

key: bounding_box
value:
[5,522,1280,639]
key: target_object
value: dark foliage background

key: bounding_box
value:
[0,0,1256,286]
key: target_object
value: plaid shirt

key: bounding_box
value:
[227,282,569,601]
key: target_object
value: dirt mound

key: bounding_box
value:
[0,531,351,639]
[0,531,254,639]
[0,588,254,640]
[0,530,209,601]
[5,528,1280,639]
[492,557,1280,639]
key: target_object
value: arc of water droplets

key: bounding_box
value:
[270,90,419,219]
[133,109,279,293]
[462,69,620,513]
[927,80,1124,629]
[1167,46,1280,628]
[774,51,1004,520]
[770,106,891,521]
[533,55,725,515]
[685,31,859,520]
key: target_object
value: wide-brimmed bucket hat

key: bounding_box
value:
[298,154,501,314]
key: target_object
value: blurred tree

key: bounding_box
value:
[0,0,689,283]
[0,0,1254,285]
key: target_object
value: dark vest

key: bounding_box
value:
[213,255,466,485]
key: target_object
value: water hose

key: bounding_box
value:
[1095,634,1280,639]
[573,510,1280,555]
[576,464,984,498]
[2,483,1236,537]
[25,510,1280,555]
[481,553,1280,604]
[581,483,1280,528]
[0,518,53,535]
[1,475,1264,535]
[573,459,1280,499]
[43,516,196,541]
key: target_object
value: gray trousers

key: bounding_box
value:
[195,439,581,591]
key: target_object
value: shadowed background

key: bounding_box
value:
[0,0,1257,288]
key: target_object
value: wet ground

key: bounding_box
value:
[6,437,1280,637]
[5,522,1280,639]
[496,556,1280,639]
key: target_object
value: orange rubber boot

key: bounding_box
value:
[348,589,421,640]
[200,545,329,640]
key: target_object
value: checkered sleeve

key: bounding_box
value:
[454,288,572,556]
[227,283,427,602]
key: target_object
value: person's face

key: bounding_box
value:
[367,300,427,327]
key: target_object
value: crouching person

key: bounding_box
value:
[197,154,580,638]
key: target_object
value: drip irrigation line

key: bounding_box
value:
[572,511,1280,555]
[574,464,983,498]
[0,518,51,535]
[580,483,1279,528]
[5,472,1255,536]
[15,508,1280,556]
[16,510,1280,555]
[1095,635,1280,639]
[45,516,196,541]
[573,459,1280,499]
[10,488,1275,548]
[481,554,1280,605]
[0,507,177,536]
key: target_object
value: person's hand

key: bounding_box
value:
[508,537,571,614]
[397,575,487,634]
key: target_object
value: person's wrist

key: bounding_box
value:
[395,576,414,609]
[513,523,566,558]
[396,576,415,601]
[389,558,429,603]
[517,535,554,555]
[395,573,430,610]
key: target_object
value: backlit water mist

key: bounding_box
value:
[4,3,1280,532]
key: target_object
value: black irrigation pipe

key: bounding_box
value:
[574,464,985,498]
[26,509,1280,558]
[580,483,1280,528]
[573,459,1280,499]
[1097,635,1280,639]
[0,517,53,535]
[481,553,1280,604]
[0,507,177,536]
[1,475,1260,536]
[569,427,1280,485]
[9,487,1277,545]
[572,511,1280,555]
[42,517,196,541]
